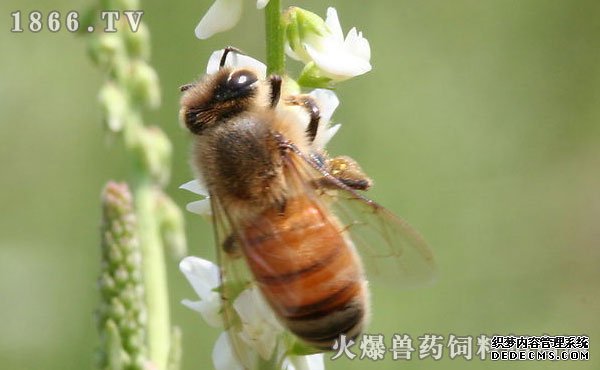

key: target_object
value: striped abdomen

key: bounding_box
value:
[241,196,368,349]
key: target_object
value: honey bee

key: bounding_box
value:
[179,48,435,356]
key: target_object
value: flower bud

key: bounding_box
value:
[103,319,126,370]
[128,61,161,109]
[124,22,150,60]
[283,7,329,63]
[98,82,129,132]
[88,33,126,69]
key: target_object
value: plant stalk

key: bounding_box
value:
[135,176,170,370]
[265,0,285,75]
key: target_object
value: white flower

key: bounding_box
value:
[180,254,326,369]
[179,256,222,327]
[233,286,284,359]
[179,255,283,361]
[285,7,371,82]
[196,0,271,39]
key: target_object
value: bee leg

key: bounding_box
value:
[325,155,373,191]
[310,152,372,191]
[222,233,242,258]
[275,133,378,206]
[316,176,372,191]
[284,95,321,142]
[268,75,283,108]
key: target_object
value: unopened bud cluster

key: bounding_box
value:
[97,182,147,370]
[87,0,167,184]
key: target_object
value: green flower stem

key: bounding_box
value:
[259,2,286,368]
[126,108,173,370]
[265,0,285,75]
[134,177,170,370]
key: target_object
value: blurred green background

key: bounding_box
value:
[1,0,599,369]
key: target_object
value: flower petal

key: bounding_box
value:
[256,0,270,9]
[195,0,243,40]
[233,287,279,327]
[324,7,344,42]
[284,43,302,61]
[233,287,283,360]
[181,298,203,312]
[314,123,341,150]
[307,89,340,150]
[186,199,212,216]
[179,179,208,196]
[284,353,325,370]
[180,257,223,327]
[305,42,371,79]
[179,257,220,299]
[309,89,339,123]
[303,353,325,370]
[344,28,371,61]
[213,332,245,370]
[181,298,222,328]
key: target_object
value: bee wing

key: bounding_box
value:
[208,195,264,368]
[328,192,437,288]
[283,145,437,289]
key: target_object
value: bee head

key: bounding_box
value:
[179,66,266,135]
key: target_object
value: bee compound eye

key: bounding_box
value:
[227,70,258,91]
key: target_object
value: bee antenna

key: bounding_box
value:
[220,46,245,68]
